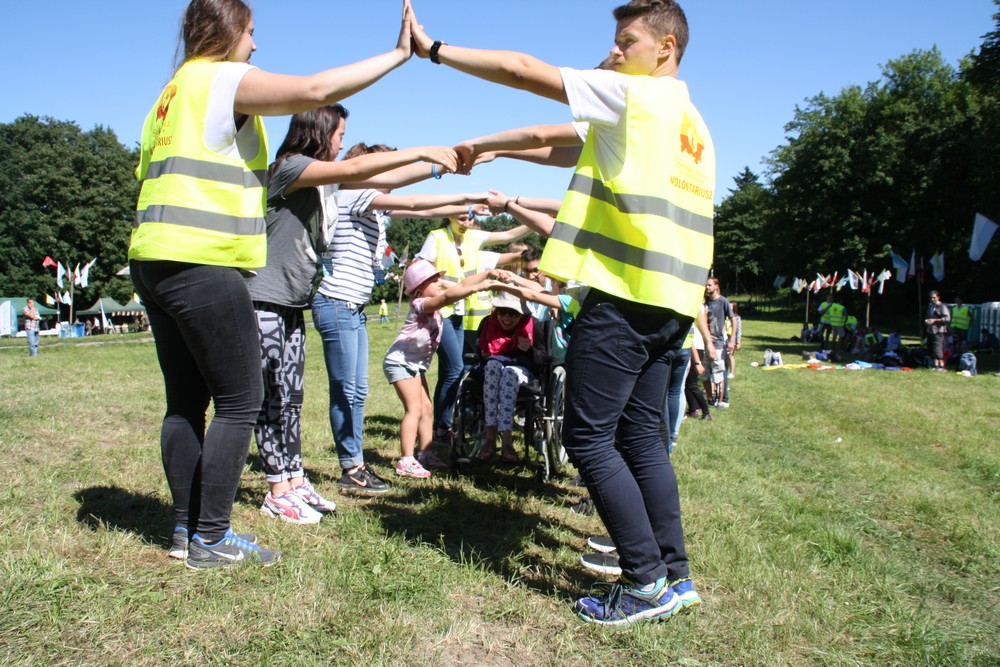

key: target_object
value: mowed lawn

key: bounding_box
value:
[0,314,997,666]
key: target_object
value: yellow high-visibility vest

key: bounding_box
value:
[952,305,971,330]
[846,315,858,330]
[827,303,847,327]
[818,301,833,324]
[427,227,478,320]
[130,59,268,268]
[539,76,714,316]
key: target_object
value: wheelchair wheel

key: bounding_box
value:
[452,370,485,463]
[542,366,569,479]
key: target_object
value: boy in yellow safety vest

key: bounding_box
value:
[408,0,711,625]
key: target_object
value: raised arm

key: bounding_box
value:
[285,146,457,195]
[455,123,582,173]
[371,192,489,213]
[234,1,413,116]
[488,281,562,309]
[478,146,582,169]
[482,224,531,246]
[486,191,556,237]
[341,162,442,191]
[409,8,567,103]
[421,271,492,312]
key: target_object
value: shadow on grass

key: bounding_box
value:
[73,486,173,548]
[375,469,595,603]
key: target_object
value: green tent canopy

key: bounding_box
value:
[77,297,130,317]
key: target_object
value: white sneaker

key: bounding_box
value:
[292,478,337,513]
[260,491,322,524]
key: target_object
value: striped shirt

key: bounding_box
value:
[317,189,385,305]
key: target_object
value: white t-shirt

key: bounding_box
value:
[202,62,258,159]
[560,67,692,178]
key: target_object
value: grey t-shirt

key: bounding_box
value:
[245,154,323,307]
[705,296,732,344]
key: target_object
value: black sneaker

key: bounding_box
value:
[338,463,391,495]
[586,535,617,553]
[570,497,595,516]
[580,551,623,576]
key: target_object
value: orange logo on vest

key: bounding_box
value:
[150,85,177,157]
[680,113,705,165]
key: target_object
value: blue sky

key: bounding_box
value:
[3,1,994,203]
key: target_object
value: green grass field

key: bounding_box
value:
[1,315,997,666]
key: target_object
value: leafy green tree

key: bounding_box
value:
[0,115,139,305]
[713,167,772,294]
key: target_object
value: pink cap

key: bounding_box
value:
[403,259,445,296]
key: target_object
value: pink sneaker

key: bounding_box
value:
[418,450,450,470]
[395,458,431,479]
[260,491,322,524]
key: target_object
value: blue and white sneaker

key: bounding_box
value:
[169,526,256,560]
[670,577,703,612]
[575,576,680,626]
[185,529,280,570]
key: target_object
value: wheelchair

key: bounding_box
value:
[451,319,569,482]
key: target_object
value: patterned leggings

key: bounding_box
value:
[253,304,306,483]
[482,358,533,431]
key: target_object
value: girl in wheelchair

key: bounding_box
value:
[475,291,552,463]
[383,260,493,478]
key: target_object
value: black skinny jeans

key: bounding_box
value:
[131,260,263,542]
[563,290,693,585]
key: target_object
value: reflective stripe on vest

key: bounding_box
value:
[130,59,268,268]
[952,305,971,330]
[539,76,714,315]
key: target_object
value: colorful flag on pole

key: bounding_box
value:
[930,251,945,282]
[970,213,998,261]
[45,294,56,306]
[100,301,109,332]
[42,256,57,269]
[876,269,891,294]
[73,263,82,287]
[889,250,909,283]
[847,269,859,291]
[57,262,66,288]
[907,250,916,279]
[79,258,97,289]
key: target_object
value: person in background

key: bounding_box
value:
[22,298,40,357]
[924,290,950,372]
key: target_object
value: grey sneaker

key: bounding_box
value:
[169,526,256,560]
[185,529,280,570]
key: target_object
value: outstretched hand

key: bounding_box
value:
[486,189,508,215]
[421,146,459,174]
[396,0,414,59]
[453,141,477,174]
[408,3,434,58]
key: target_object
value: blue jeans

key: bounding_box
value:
[26,330,39,356]
[563,290,693,586]
[312,294,368,469]
[130,260,263,543]
[432,314,464,431]
[665,347,691,453]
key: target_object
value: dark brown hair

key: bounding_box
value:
[175,0,253,66]
[270,105,349,177]
[612,0,689,65]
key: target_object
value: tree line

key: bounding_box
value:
[713,2,1000,307]
[3,4,997,310]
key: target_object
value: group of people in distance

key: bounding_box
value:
[131,0,713,626]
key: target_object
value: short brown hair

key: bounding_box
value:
[612,0,689,64]
[178,0,253,65]
[343,143,396,160]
